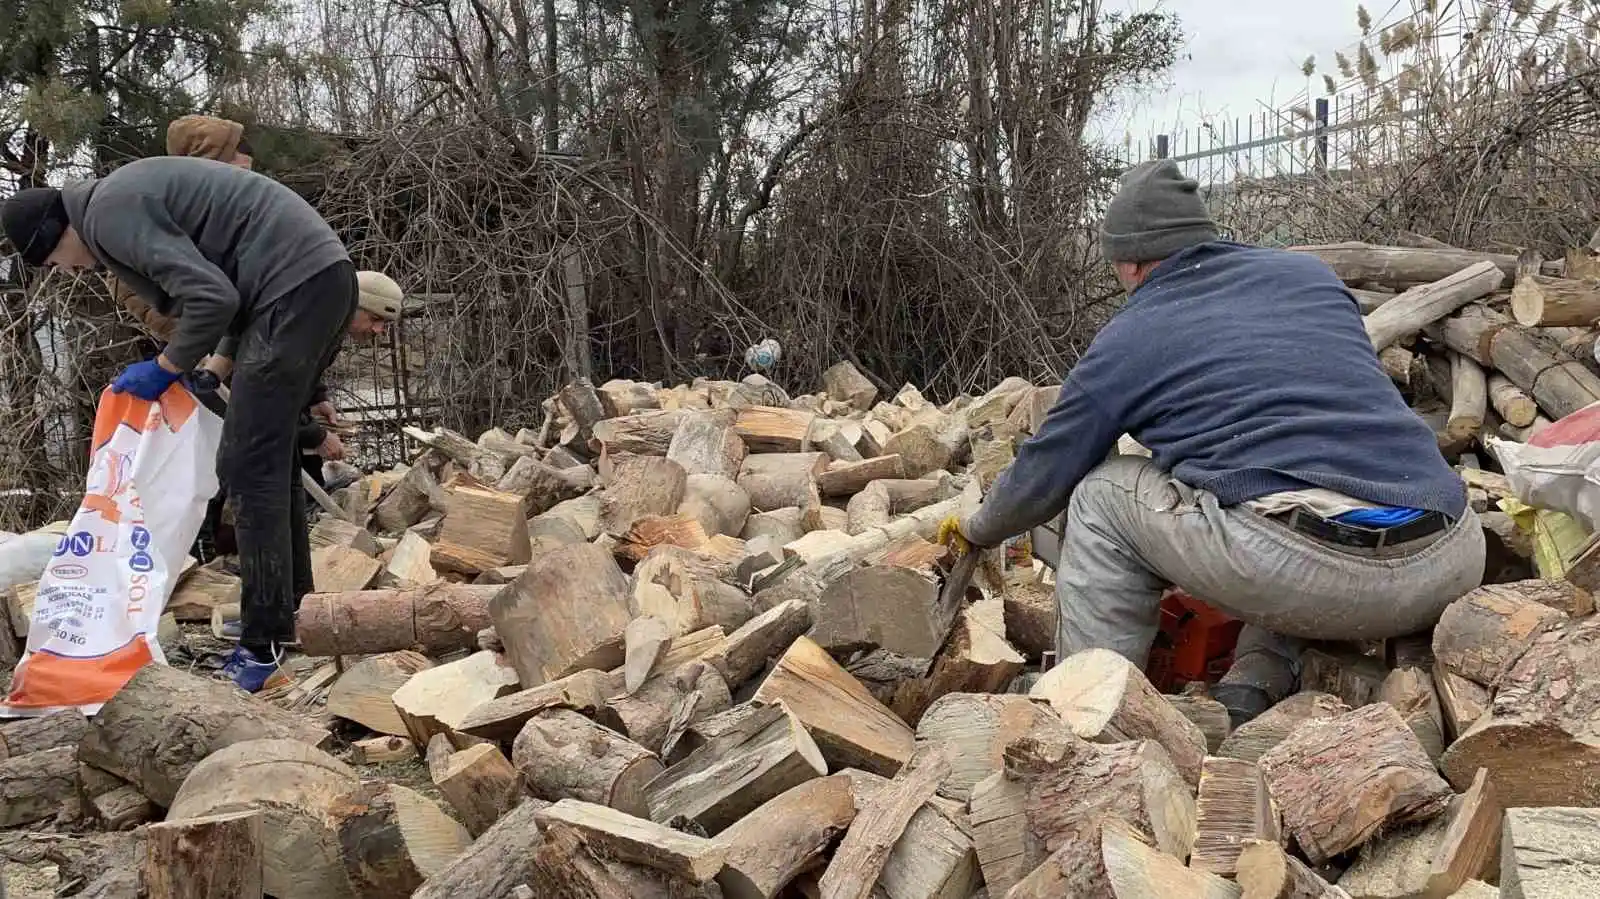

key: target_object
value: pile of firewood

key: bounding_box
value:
[4,239,1600,897]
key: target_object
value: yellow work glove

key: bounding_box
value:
[936,514,973,556]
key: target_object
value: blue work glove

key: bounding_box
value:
[112,359,183,401]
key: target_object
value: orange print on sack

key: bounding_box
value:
[82,386,197,525]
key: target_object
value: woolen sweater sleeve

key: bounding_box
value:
[89,191,240,371]
[962,369,1126,548]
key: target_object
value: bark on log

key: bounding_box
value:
[0,710,86,760]
[141,811,264,899]
[328,780,473,899]
[1448,353,1489,444]
[1236,840,1352,899]
[1003,582,1057,661]
[494,455,592,517]
[1167,690,1231,754]
[816,752,951,899]
[598,456,688,537]
[713,774,857,899]
[1258,703,1453,864]
[845,478,947,534]
[0,746,77,827]
[817,455,905,497]
[391,650,521,748]
[834,768,978,899]
[1432,582,1571,687]
[326,650,434,736]
[823,361,879,411]
[512,708,664,816]
[1029,647,1208,786]
[296,584,497,657]
[490,543,633,687]
[1365,261,1506,351]
[598,660,732,755]
[912,692,1060,802]
[410,798,550,899]
[1379,666,1448,762]
[456,668,615,743]
[813,564,947,657]
[534,799,726,883]
[734,406,818,453]
[739,469,821,513]
[742,507,807,543]
[1291,242,1530,288]
[1485,323,1600,420]
[645,701,827,834]
[666,412,746,480]
[349,735,415,765]
[1192,757,1281,878]
[1218,692,1351,763]
[166,739,360,899]
[1489,374,1539,427]
[1429,304,1512,366]
[633,546,753,636]
[598,380,663,417]
[375,463,445,532]
[1441,615,1600,806]
[79,665,330,807]
[430,742,519,837]
[405,427,507,482]
[752,636,915,776]
[704,598,812,689]
[1511,271,1600,326]
[1500,806,1600,899]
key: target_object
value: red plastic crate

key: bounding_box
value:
[1145,589,1244,693]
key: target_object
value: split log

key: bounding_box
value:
[410,798,550,899]
[885,597,1027,725]
[645,701,827,833]
[598,379,663,417]
[741,451,830,478]
[912,692,1060,802]
[1432,582,1571,686]
[743,507,806,543]
[166,739,359,899]
[883,420,967,478]
[1167,689,1231,754]
[391,650,521,748]
[1448,353,1489,444]
[0,746,77,827]
[624,616,672,694]
[614,514,711,562]
[633,546,753,636]
[1291,242,1532,287]
[296,584,497,656]
[592,410,689,455]
[141,810,264,899]
[1378,344,1414,386]
[834,768,978,899]
[810,419,864,463]
[713,774,857,899]
[79,664,329,807]
[752,636,915,776]
[812,564,947,657]
[328,780,472,898]
[969,732,1196,898]
[1511,269,1600,326]
[816,751,951,899]
[526,821,719,899]
[1434,669,1491,742]
[704,598,813,689]
[490,543,633,687]
[385,531,438,585]
[1009,818,1239,899]
[375,463,445,531]
[1337,767,1500,899]
[823,361,879,411]
[598,455,688,536]
[349,735,415,765]
[456,668,614,743]
[311,545,382,592]
[1365,261,1505,351]
[311,517,379,555]
[326,651,433,736]
[1236,840,1352,899]
[1451,881,1499,898]
[1029,647,1207,786]
[1192,757,1281,878]
[734,406,818,453]
[1003,581,1057,661]
[429,742,519,837]
[1489,374,1540,427]
[512,708,664,816]
[1441,615,1600,806]
[167,567,241,621]
[1299,644,1393,709]
[739,469,821,513]
[430,486,529,576]
[845,477,947,534]
[0,709,85,760]
[666,412,746,480]
[784,528,855,563]
[818,455,905,497]
[1500,806,1600,899]
[1258,703,1452,864]
[1379,667,1448,761]
[535,799,726,884]
[557,380,610,451]
[494,455,592,516]
[679,473,751,537]
[598,660,732,755]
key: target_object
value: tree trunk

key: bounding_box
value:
[1364,261,1505,351]
[1511,272,1600,326]
[1291,242,1527,287]
[296,584,497,657]
[1448,353,1488,444]
[1488,374,1539,427]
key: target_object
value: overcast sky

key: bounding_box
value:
[1102,0,1409,147]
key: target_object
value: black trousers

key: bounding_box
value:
[221,262,356,655]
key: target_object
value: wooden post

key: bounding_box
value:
[142,811,264,899]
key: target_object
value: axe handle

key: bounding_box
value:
[210,383,358,523]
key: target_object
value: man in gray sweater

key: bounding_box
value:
[2,156,386,691]
[952,160,1485,724]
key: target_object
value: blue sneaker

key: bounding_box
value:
[222,646,280,693]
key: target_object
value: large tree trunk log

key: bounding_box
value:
[428,742,519,837]
[912,692,1060,803]
[328,781,472,898]
[0,746,77,827]
[166,739,360,899]
[1235,840,1352,899]
[713,775,856,899]
[1030,648,1207,787]
[816,752,950,899]
[1441,615,1600,806]
[490,543,632,688]
[598,660,732,755]
[1259,704,1452,864]
[391,650,521,748]
[1191,756,1280,878]
[79,665,330,808]
[535,799,727,884]
[326,651,434,736]
[1432,582,1572,686]
[1431,304,1600,418]
[296,584,496,656]
[141,810,264,899]
[0,710,86,760]
[752,635,915,776]
[512,708,663,816]
[645,702,826,833]
[1500,806,1600,899]
[1511,271,1600,326]
[1291,242,1531,288]
[410,798,550,899]
[666,412,746,480]
[1364,261,1506,351]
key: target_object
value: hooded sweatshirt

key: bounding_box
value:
[62,156,349,370]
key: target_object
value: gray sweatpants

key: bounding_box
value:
[1055,457,1486,699]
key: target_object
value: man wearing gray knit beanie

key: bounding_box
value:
[949,159,1484,726]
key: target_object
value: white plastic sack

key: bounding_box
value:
[2,384,221,716]
[1489,402,1600,534]
[0,531,64,597]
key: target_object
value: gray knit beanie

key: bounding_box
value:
[1100,160,1219,264]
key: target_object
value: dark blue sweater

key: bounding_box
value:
[963,241,1466,546]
